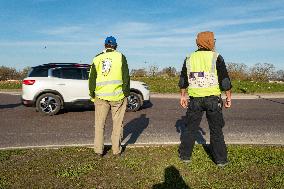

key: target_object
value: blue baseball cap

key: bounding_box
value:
[105,36,117,46]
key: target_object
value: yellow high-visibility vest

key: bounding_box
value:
[92,49,125,101]
[186,51,221,97]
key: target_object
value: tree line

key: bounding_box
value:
[131,63,284,82]
[0,63,284,82]
[0,66,31,81]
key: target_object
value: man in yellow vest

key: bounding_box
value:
[178,31,232,167]
[89,36,130,157]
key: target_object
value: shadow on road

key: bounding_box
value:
[152,165,190,189]
[175,116,206,144]
[122,114,149,146]
[259,97,284,105]
[58,101,153,114]
[141,101,153,110]
[0,103,22,109]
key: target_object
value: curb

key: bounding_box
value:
[1,141,283,150]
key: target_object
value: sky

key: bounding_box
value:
[0,0,284,71]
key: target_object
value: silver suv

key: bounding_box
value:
[22,63,150,115]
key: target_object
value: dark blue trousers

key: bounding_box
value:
[179,96,228,163]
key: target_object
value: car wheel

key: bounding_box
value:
[36,93,62,116]
[127,92,142,112]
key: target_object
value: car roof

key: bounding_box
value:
[32,63,90,69]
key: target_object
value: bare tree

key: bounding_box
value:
[0,66,18,80]
[148,65,159,77]
[274,70,284,81]
[160,67,177,77]
[227,63,249,80]
[250,63,275,81]
[18,66,31,80]
[130,68,147,77]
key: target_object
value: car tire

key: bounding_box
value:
[127,92,143,112]
[36,93,62,116]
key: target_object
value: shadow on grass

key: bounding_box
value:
[152,166,190,189]
[175,116,217,164]
[202,144,215,163]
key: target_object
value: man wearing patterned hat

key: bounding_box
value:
[178,31,232,167]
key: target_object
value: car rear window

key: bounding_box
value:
[61,68,83,80]
[82,68,90,80]
[28,67,49,77]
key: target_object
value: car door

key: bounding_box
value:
[52,67,89,102]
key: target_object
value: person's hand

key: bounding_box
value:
[224,98,231,108]
[180,96,188,109]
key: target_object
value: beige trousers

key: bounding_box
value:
[94,97,127,154]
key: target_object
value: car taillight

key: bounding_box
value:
[23,79,35,85]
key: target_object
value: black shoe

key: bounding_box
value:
[181,159,191,163]
[216,161,228,167]
[179,156,190,163]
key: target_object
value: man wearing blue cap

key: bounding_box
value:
[89,36,130,157]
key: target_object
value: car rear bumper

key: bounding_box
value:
[21,98,35,107]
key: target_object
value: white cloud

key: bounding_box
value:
[173,15,284,34]
[39,26,84,36]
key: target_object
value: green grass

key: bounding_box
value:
[133,76,180,93]
[133,76,284,94]
[0,145,283,188]
[231,80,284,93]
[0,80,22,89]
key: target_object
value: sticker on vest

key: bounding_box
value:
[101,58,112,76]
[188,72,219,88]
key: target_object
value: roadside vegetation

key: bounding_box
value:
[0,145,283,188]
[1,63,284,93]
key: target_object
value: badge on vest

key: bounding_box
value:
[101,58,112,76]
[188,71,218,88]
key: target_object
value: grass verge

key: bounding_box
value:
[0,145,283,188]
[0,80,21,90]
[133,76,284,94]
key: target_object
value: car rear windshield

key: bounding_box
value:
[28,67,49,77]
[52,68,84,80]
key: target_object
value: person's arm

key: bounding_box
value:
[224,90,232,108]
[216,55,232,108]
[88,61,97,99]
[122,54,130,97]
[179,58,189,108]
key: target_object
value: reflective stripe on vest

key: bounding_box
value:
[186,51,221,97]
[96,89,124,97]
[96,80,123,87]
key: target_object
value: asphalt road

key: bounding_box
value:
[0,93,284,149]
